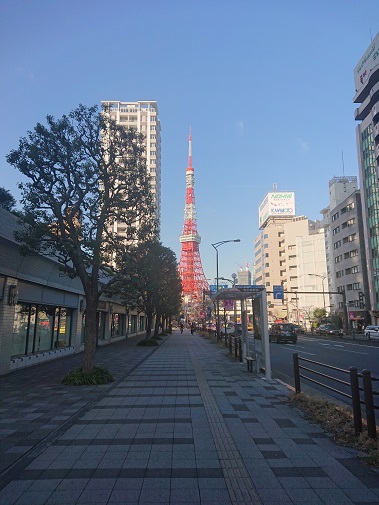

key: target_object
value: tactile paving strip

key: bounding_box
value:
[189,346,263,505]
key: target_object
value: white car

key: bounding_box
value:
[365,325,379,339]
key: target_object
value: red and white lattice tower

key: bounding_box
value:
[178,130,209,310]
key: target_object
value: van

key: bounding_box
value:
[269,323,297,344]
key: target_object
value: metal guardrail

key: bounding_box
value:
[224,335,242,362]
[293,352,378,439]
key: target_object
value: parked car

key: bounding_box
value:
[365,325,379,340]
[293,324,305,334]
[220,322,235,337]
[220,323,243,337]
[269,323,297,344]
[316,324,343,336]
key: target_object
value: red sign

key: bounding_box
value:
[223,300,234,311]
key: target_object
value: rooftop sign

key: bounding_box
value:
[258,191,295,228]
[354,32,379,94]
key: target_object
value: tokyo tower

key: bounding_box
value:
[179,130,209,310]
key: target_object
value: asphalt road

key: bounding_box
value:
[256,334,379,409]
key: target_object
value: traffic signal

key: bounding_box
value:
[359,292,364,302]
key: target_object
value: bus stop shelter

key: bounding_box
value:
[211,286,272,379]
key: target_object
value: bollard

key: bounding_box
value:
[293,353,301,393]
[239,337,243,363]
[234,336,238,358]
[229,335,232,354]
[349,367,362,434]
[362,370,377,439]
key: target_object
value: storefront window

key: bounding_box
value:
[97,312,106,340]
[12,303,72,358]
[55,307,72,347]
[35,305,55,352]
[111,313,126,338]
[81,311,106,342]
[130,315,137,334]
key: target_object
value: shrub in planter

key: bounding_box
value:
[137,338,158,346]
[62,365,114,386]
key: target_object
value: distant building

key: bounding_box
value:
[353,33,379,323]
[296,229,328,328]
[320,177,369,330]
[101,100,161,235]
[255,187,329,324]
[237,268,251,286]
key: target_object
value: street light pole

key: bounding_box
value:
[308,273,326,313]
[220,274,238,324]
[232,273,237,325]
[211,240,240,341]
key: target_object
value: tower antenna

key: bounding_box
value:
[179,129,209,319]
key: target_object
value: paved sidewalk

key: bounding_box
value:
[0,331,378,505]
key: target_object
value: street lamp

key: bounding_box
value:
[212,240,241,341]
[220,274,238,324]
[308,273,326,313]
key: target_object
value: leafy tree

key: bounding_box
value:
[0,187,16,211]
[313,307,327,322]
[116,241,182,337]
[6,104,157,373]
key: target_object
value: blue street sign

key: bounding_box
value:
[237,285,265,292]
[273,285,284,300]
[210,284,228,294]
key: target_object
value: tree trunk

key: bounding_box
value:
[153,316,159,337]
[146,312,153,338]
[82,296,98,373]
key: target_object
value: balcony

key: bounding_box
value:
[355,93,371,120]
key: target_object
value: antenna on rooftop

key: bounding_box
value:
[342,151,345,176]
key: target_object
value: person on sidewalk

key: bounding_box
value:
[190,322,195,335]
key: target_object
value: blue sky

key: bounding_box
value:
[1,0,378,284]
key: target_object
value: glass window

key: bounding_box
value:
[130,315,138,333]
[111,313,126,338]
[12,303,72,358]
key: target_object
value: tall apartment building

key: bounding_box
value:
[331,191,369,328]
[320,177,368,329]
[353,32,379,323]
[101,100,161,235]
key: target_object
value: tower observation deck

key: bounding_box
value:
[178,131,209,313]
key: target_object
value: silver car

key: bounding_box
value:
[365,325,379,340]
